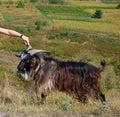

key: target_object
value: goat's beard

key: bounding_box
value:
[19,69,32,80]
[20,72,29,80]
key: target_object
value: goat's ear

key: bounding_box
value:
[40,57,45,64]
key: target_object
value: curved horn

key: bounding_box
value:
[27,49,50,55]
[16,54,21,58]
[26,46,32,51]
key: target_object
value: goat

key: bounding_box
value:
[17,49,106,105]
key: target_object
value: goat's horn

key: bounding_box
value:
[16,54,21,58]
[27,49,50,55]
[26,46,32,51]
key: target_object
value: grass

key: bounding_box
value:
[0,77,120,117]
[0,0,120,116]
[36,5,90,15]
[66,0,119,7]
[36,2,120,36]
[53,19,120,36]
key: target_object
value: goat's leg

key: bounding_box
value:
[98,91,109,108]
[34,85,42,105]
[79,96,88,104]
[98,91,106,102]
[41,93,47,104]
[76,91,88,104]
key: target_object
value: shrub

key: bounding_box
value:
[116,3,120,9]
[43,0,65,4]
[91,10,103,19]
[0,0,2,5]
[17,0,25,8]
[29,0,37,3]
[35,20,41,30]
[8,0,14,4]
[60,31,68,37]
[35,19,52,30]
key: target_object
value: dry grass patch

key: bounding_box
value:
[53,19,120,35]
[0,87,120,117]
[66,0,117,7]
[103,9,120,24]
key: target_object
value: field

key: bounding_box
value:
[0,0,120,116]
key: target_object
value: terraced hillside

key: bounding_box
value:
[0,0,120,116]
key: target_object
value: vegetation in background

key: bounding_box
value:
[7,0,14,4]
[29,0,37,3]
[116,3,120,9]
[36,5,89,15]
[17,0,25,8]
[0,0,2,5]
[91,9,103,18]
[35,19,52,30]
[42,0,65,4]
[35,20,41,30]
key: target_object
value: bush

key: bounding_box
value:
[0,0,2,5]
[35,20,41,30]
[35,19,52,30]
[43,0,65,4]
[17,0,25,8]
[29,0,37,3]
[8,0,14,4]
[116,3,120,9]
[91,10,103,19]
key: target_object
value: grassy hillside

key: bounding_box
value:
[0,0,120,116]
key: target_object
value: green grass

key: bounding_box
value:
[36,5,90,15]
[36,3,120,36]
[0,69,5,80]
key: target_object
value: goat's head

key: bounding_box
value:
[17,49,49,80]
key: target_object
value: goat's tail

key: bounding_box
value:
[99,60,106,72]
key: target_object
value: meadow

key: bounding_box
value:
[0,0,120,116]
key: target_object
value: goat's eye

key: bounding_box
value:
[25,60,29,64]
[29,60,34,67]
[28,60,31,62]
